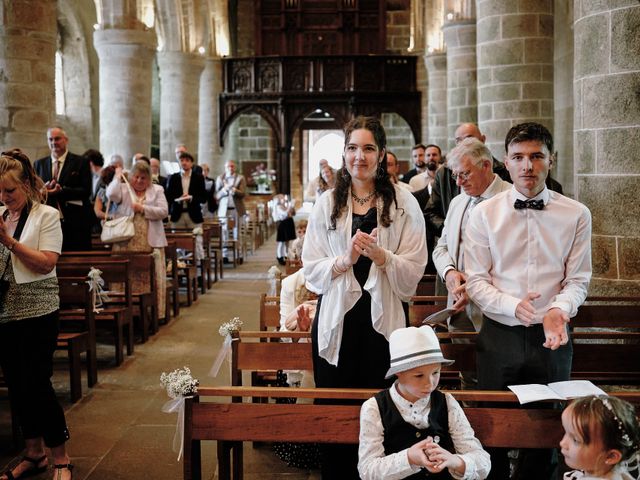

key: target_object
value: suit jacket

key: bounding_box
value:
[34,152,92,209]
[433,175,512,302]
[34,152,92,250]
[426,158,512,236]
[215,174,247,217]
[165,171,207,223]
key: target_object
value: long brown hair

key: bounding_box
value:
[330,116,397,229]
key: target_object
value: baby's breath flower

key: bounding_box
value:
[160,366,199,399]
[219,317,243,337]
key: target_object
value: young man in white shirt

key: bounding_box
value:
[464,122,592,479]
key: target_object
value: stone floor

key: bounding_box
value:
[0,234,321,480]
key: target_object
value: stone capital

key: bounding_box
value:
[424,52,447,73]
[93,28,156,56]
[157,51,206,76]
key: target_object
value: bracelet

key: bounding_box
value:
[7,239,17,252]
[332,256,350,275]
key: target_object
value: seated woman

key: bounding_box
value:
[107,161,168,321]
[0,149,73,480]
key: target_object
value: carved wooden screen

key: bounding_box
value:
[257,0,386,56]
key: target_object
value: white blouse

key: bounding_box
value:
[302,185,427,366]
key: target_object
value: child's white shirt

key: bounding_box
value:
[358,382,491,480]
[564,469,635,480]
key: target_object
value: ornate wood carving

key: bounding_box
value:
[219,55,420,194]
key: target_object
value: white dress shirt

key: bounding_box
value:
[464,186,592,327]
[564,469,635,480]
[409,170,436,193]
[358,382,491,480]
[302,185,427,366]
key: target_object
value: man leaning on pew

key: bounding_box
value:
[464,122,592,479]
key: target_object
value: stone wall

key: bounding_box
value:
[0,0,57,160]
[386,6,411,54]
[574,1,640,295]
[382,112,414,171]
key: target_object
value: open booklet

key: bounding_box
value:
[508,380,607,404]
[421,307,457,327]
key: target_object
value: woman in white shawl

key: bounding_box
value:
[302,116,427,478]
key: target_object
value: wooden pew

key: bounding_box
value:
[57,276,98,402]
[164,232,200,304]
[258,294,280,331]
[165,240,180,318]
[183,386,640,480]
[56,259,134,364]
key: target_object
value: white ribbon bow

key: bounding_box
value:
[86,267,110,313]
[161,396,192,461]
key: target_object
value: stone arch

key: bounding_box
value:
[220,104,282,149]
[56,0,97,150]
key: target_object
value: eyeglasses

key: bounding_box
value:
[451,159,484,181]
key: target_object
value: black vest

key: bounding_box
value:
[374,388,455,479]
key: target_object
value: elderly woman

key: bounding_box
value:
[302,116,427,478]
[0,150,73,480]
[107,161,168,321]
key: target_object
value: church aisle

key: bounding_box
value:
[0,233,319,480]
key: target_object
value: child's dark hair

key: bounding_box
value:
[504,122,554,155]
[568,395,640,463]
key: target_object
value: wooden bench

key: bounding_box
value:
[56,259,134,364]
[165,241,180,318]
[258,294,280,332]
[164,232,200,305]
[166,226,214,290]
[57,276,98,402]
[183,386,640,480]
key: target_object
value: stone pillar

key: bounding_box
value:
[198,57,223,173]
[416,56,429,144]
[574,2,640,295]
[424,52,448,150]
[157,52,205,163]
[93,29,156,166]
[0,0,56,160]
[476,0,554,156]
[442,20,477,151]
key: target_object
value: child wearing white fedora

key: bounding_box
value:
[358,325,491,479]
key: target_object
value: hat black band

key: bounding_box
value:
[389,348,443,365]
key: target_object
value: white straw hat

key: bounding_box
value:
[385,326,454,379]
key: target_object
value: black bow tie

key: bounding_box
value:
[514,199,544,210]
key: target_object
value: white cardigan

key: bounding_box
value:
[302,186,427,365]
[1,204,62,284]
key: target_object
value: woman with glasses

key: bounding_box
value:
[302,116,427,479]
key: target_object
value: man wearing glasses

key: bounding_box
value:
[432,137,511,388]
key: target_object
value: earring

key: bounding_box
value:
[376,163,385,178]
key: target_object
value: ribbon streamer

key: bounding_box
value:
[162,396,190,461]
[209,334,233,377]
[86,267,110,313]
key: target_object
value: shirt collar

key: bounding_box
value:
[390,380,432,409]
[52,150,68,164]
[478,174,502,201]
[510,185,550,206]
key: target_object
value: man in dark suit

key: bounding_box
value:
[165,151,206,228]
[150,157,167,188]
[34,127,92,251]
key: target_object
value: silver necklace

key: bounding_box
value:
[351,190,375,206]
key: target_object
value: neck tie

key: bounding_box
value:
[52,159,60,181]
[514,198,544,210]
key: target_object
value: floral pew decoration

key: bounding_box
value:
[209,317,243,377]
[267,265,282,296]
[160,366,199,461]
[86,267,110,313]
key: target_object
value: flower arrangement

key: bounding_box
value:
[251,163,276,189]
[160,366,199,399]
[86,267,110,313]
[218,316,243,337]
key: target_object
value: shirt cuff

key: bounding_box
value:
[401,449,423,476]
[504,295,521,319]
[442,265,455,281]
[549,301,572,318]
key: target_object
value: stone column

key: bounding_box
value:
[198,57,223,173]
[0,0,56,160]
[93,29,156,166]
[574,2,640,295]
[416,56,429,144]
[424,52,448,150]
[442,20,477,151]
[476,0,554,156]
[157,52,205,163]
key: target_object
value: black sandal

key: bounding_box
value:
[52,464,73,480]
[1,455,48,480]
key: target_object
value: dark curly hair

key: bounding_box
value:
[330,116,397,229]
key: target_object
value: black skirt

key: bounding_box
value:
[276,217,296,242]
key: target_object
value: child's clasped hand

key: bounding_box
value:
[408,435,465,475]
